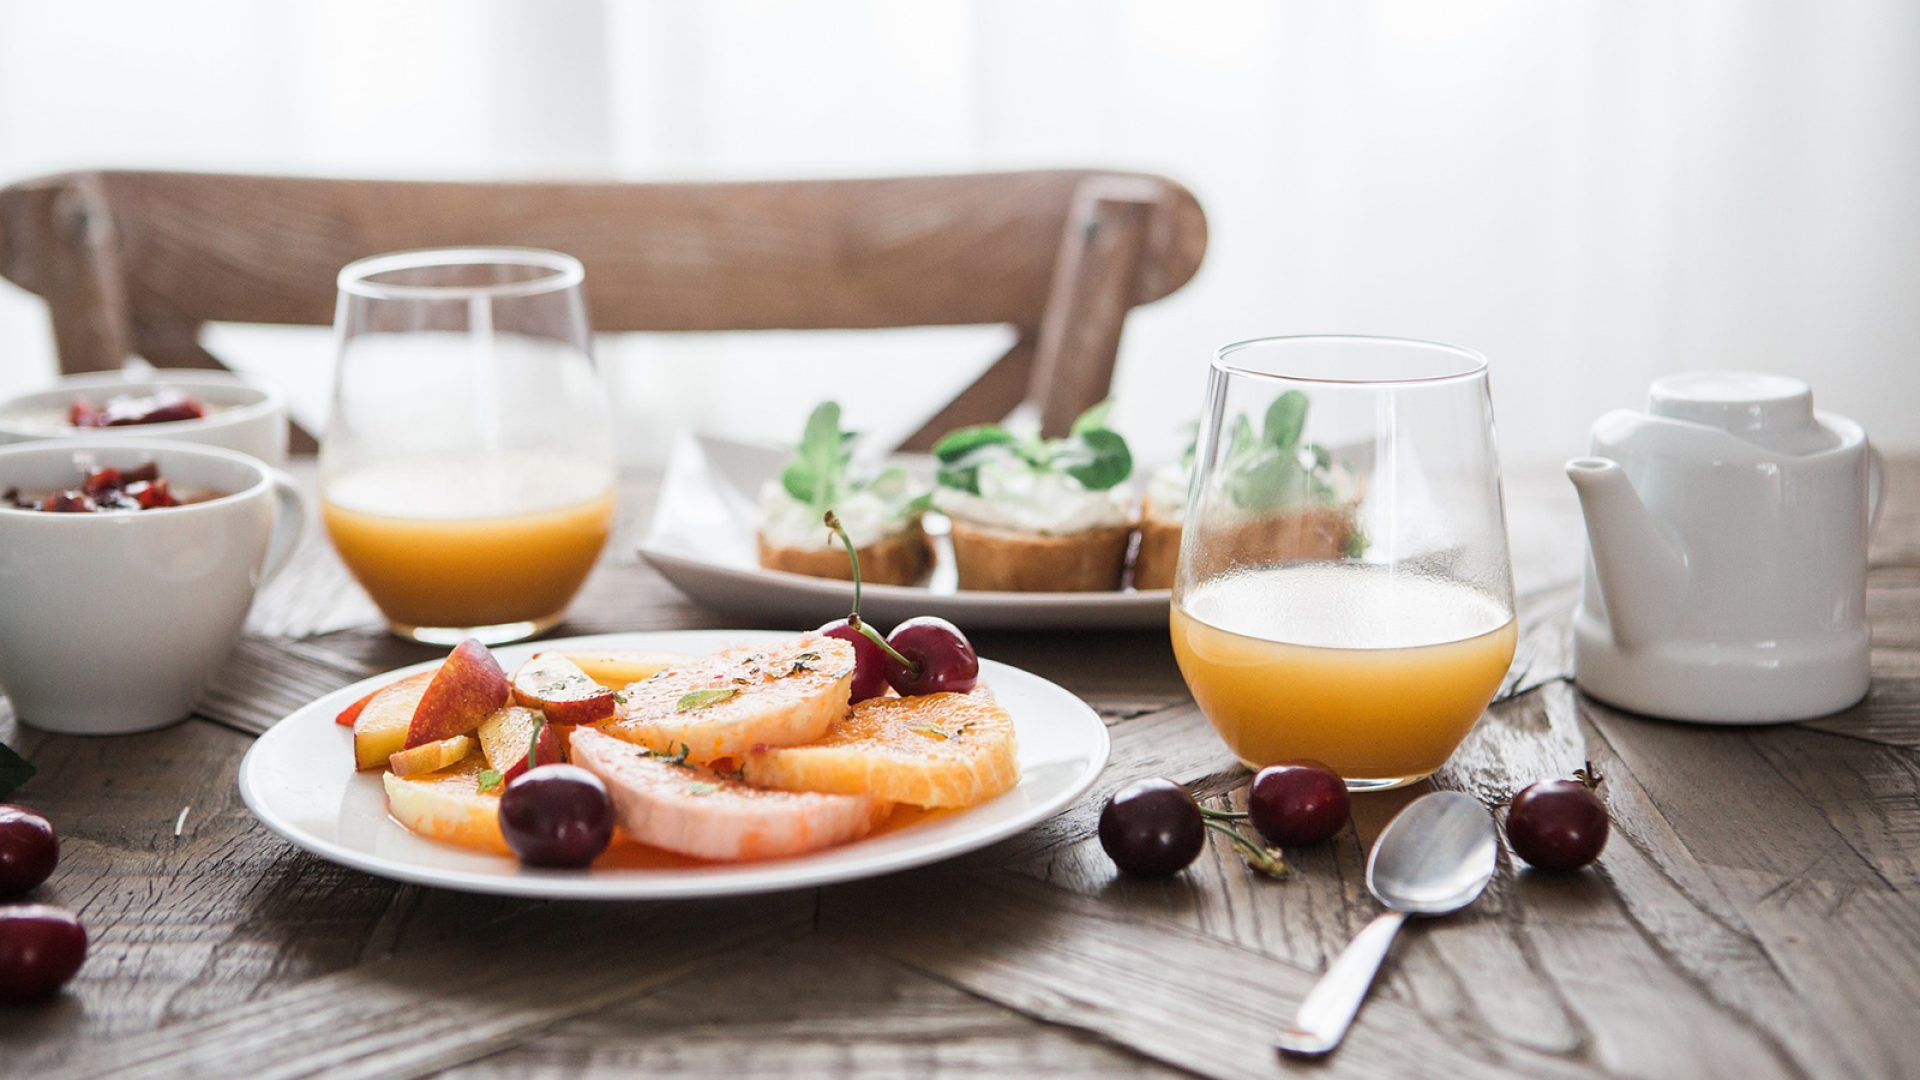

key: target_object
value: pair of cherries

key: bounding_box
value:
[0,805,87,1004]
[818,511,978,703]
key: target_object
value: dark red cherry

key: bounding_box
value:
[1247,760,1351,846]
[883,617,979,696]
[0,806,58,899]
[819,618,890,703]
[0,905,87,1003]
[1506,765,1609,871]
[1098,778,1205,878]
[498,765,615,868]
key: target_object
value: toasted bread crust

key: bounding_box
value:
[757,520,931,586]
[1186,504,1356,580]
[947,519,1132,592]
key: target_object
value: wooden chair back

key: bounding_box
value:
[0,169,1205,447]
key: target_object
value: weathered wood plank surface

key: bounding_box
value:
[0,459,1913,1079]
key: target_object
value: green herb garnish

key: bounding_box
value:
[0,741,34,799]
[908,725,951,741]
[933,400,1132,494]
[685,782,721,797]
[676,688,738,712]
[476,768,504,794]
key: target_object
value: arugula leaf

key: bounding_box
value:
[781,402,852,509]
[0,741,32,799]
[676,687,738,712]
[934,425,1021,493]
[935,411,1134,494]
[1058,428,1132,491]
[1070,399,1113,436]
[1262,391,1308,450]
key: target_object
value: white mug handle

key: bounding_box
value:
[259,467,307,587]
[1868,441,1887,535]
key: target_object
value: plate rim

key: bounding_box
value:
[237,629,1111,900]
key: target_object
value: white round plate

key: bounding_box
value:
[238,630,1110,899]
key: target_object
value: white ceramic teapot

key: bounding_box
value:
[1567,372,1884,723]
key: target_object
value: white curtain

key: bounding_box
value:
[2,0,1915,467]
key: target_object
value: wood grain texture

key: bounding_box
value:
[1,456,1914,1079]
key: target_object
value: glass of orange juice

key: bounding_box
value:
[1169,336,1517,790]
[321,248,615,645]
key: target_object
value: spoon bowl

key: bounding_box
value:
[1368,790,1499,914]
[1277,790,1498,1057]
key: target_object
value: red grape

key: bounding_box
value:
[498,765,615,868]
[1507,765,1609,871]
[1098,778,1204,878]
[883,617,979,696]
[0,806,57,899]
[1247,760,1350,846]
[818,618,890,703]
[0,905,86,1003]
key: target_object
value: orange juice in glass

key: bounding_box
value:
[1170,336,1517,790]
[322,249,615,645]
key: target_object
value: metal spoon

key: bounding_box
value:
[1275,790,1498,1058]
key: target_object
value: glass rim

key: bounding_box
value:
[1213,334,1489,386]
[336,247,585,302]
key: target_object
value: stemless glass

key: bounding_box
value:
[321,248,615,645]
[1169,336,1516,790]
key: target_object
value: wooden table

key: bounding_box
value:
[3,460,1916,1080]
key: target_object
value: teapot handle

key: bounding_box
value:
[1869,441,1887,534]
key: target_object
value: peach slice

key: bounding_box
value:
[387,734,475,778]
[563,649,683,690]
[406,639,510,749]
[512,652,616,725]
[382,754,508,855]
[477,705,563,781]
[335,686,380,727]
[352,671,436,771]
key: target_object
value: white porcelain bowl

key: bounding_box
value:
[0,371,289,467]
[0,440,305,735]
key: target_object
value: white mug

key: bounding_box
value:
[0,370,290,467]
[0,440,305,734]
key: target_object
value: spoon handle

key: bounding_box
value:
[1275,910,1408,1057]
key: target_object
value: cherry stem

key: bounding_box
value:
[1572,759,1604,791]
[527,715,546,770]
[825,510,920,673]
[1204,818,1288,878]
[1200,806,1249,821]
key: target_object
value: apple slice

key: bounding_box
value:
[406,639,510,749]
[352,671,436,771]
[388,734,475,778]
[512,652,617,724]
[383,754,509,854]
[562,649,683,690]
[477,705,563,781]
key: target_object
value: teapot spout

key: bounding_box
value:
[1566,457,1689,650]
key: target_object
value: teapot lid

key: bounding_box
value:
[1648,371,1835,454]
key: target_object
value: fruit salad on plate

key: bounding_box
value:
[343,515,1017,868]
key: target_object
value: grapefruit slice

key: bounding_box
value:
[598,634,855,764]
[570,727,888,861]
[741,689,1019,808]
